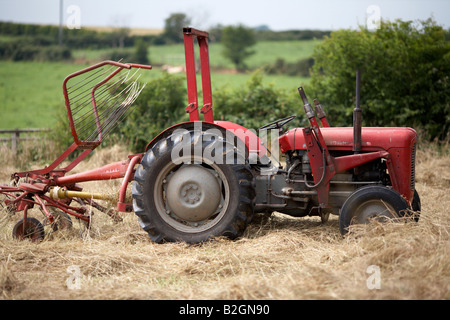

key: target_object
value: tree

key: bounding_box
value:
[221,25,256,71]
[110,15,131,49]
[163,13,191,43]
[133,39,149,65]
[309,18,450,140]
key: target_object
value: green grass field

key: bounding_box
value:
[142,39,320,69]
[0,61,83,129]
[1,40,317,129]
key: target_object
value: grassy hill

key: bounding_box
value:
[0,39,318,129]
[143,39,320,69]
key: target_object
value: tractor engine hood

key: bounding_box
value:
[279,127,417,153]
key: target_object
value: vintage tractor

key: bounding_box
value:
[0,28,420,243]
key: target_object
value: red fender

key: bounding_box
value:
[145,121,268,158]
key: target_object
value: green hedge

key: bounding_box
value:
[309,19,450,140]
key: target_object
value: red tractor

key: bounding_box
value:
[0,28,420,243]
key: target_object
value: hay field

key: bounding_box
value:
[0,143,449,300]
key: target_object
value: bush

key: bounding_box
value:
[11,45,39,61]
[37,46,72,61]
[214,71,301,130]
[264,57,314,77]
[132,39,149,65]
[119,73,187,152]
[255,29,331,41]
[309,18,450,140]
[0,38,72,62]
[118,72,304,152]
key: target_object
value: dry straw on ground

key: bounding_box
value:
[0,143,449,300]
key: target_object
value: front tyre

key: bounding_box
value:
[339,185,409,235]
[132,129,255,243]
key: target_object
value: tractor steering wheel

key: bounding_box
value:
[258,115,297,131]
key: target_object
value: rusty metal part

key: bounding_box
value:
[76,198,123,222]
[313,99,330,128]
[12,216,45,242]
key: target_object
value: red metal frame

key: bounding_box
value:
[279,127,417,205]
[13,61,151,180]
[183,28,214,123]
[63,60,151,146]
[0,61,151,232]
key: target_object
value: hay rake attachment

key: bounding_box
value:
[0,60,151,241]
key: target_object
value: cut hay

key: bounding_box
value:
[0,143,448,300]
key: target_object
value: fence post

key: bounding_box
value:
[11,130,19,154]
[0,128,49,155]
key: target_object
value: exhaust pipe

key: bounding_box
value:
[353,70,362,154]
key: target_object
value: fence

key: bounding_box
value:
[0,128,50,153]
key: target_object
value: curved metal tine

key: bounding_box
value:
[104,81,147,134]
[76,67,144,140]
[73,70,132,138]
[73,79,126,131]
[96,68,141,113]
[66,66,106,92]
[88,79,146,140]
[70,69,129,127]
[66,64,116,99]
[67,60,124,92]
[99,79,144,126]
[102,83,146,137]
[82,68,136,119]
[35,194,55,224]
[84,74,139,137]
[66,58,126,95]
[70,68,128,114]
[69,62,128,113]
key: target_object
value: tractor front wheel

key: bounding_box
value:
[132,129,255,243]
[339,185,410,235]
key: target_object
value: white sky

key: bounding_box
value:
[0,0,449,31]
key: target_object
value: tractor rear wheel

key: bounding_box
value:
[132,129,255,243]
[339,185,409,235]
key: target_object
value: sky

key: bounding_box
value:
[0,0,449,31]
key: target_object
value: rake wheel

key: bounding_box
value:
[42,209,73,232]
[12,217,45,242]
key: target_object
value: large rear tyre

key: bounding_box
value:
[339,185,409,235]
[132,129,255,243]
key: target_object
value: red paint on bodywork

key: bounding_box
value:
[279,127,417,204]
[279,127,417,152]
[145,121,268,158]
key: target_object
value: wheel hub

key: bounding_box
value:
[356,200,395,223]
[166,165,221,222]
[181,183,202,205]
